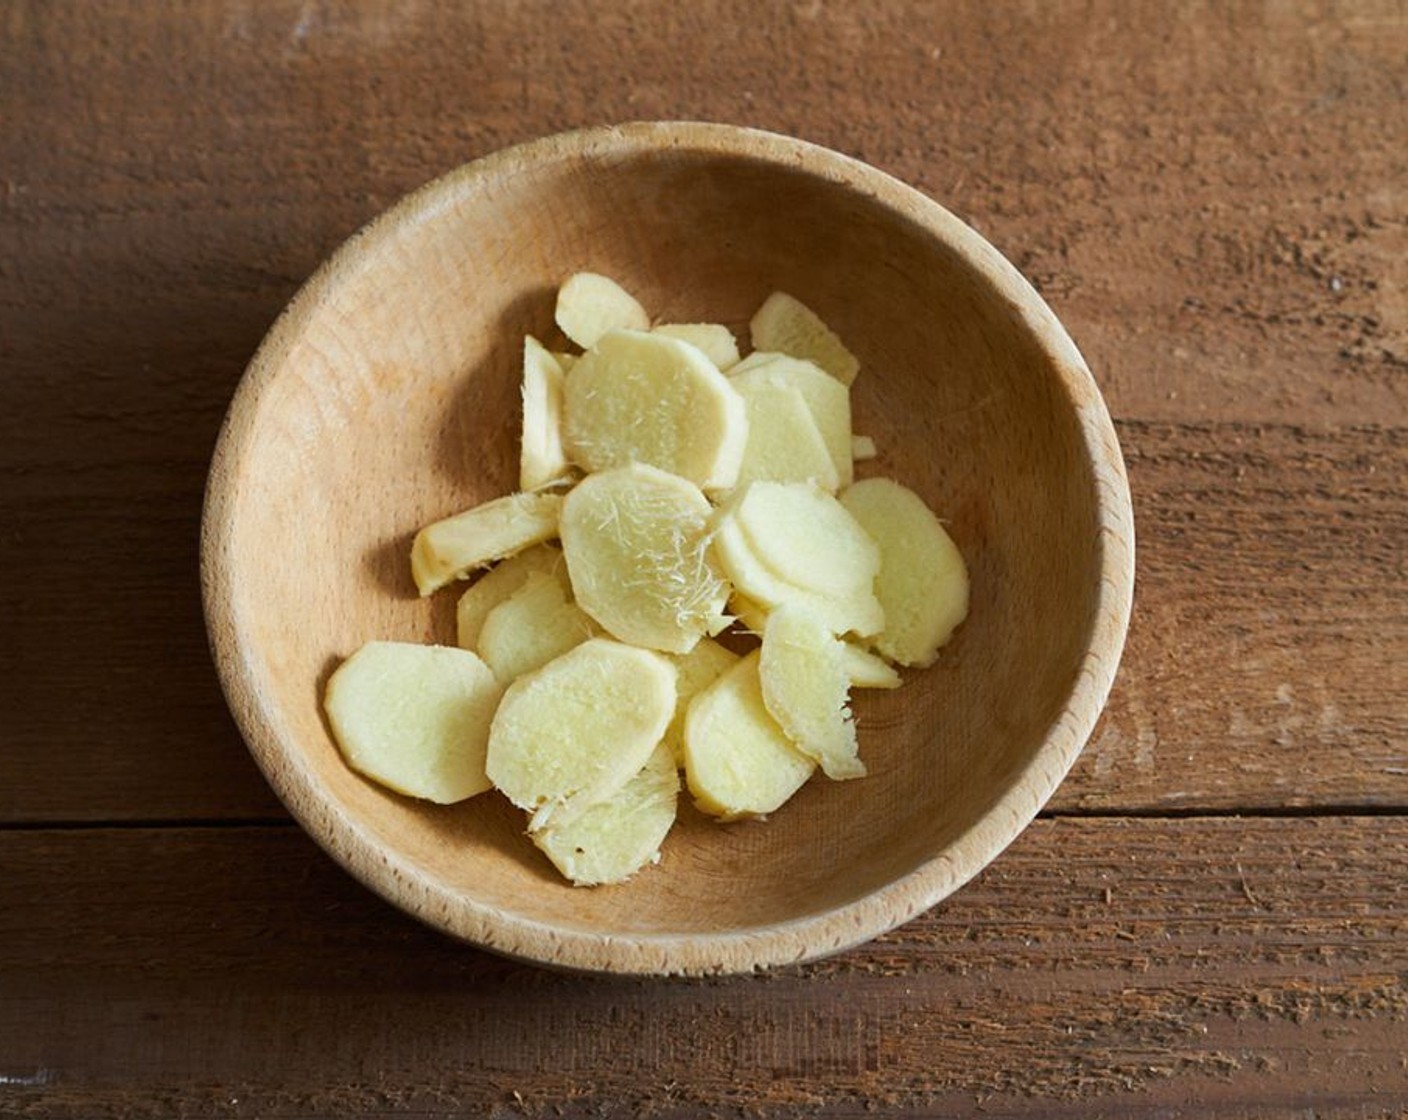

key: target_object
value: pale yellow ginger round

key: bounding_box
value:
[759,604,864,781]
[729,352,853,487]
[477,572,596,684]
[519,336,572,491]
[683,651,815,821]
[531,744,679,887]
[485,638,676,831]
[324,642,503,804]
[661,637,740,766]
[563,329,748,490]
[712,514,884,639]
[455,544,569,651]
[561,463,730,653]
[749,291,860,386]
[840,478,970,667]
[555,272,650,348]
[732,481,880,600]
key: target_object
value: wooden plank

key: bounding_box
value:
[1,2,1403,431]
[1,420,1402,822]
[0,818,1403,1117]
[1053,420,1408,812]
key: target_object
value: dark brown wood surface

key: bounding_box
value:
[1,2,1404,1116]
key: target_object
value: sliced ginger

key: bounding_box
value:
[662,636,740,765]
[477,571,595,683]
[555,272,650,348]
[759,605,864,780]
[563,329,748,490]
[731,380,839,491]
[749,291,860,386]
[560,462,730,653]
[712,481,884,638]
[486,637,676,831]
[712,513,883,639]
[531,743,679,886]
[732,481,880,601]
[651,323,741,370]
[330,272,974,888]
[841,478,970,667]
[683,651,816,820]
[729,353,853,487]
[325,642,503,804]
[519,336,572,491]
[411,491,563,596]
[455,543,568,650]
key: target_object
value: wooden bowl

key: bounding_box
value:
[202,122,1134,975]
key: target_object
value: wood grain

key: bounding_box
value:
[2,2,1403,432]
[2,0,1405,1109]
[1056,419,1408,812]
[2,421,1401,822]
[1,819,1403,1117]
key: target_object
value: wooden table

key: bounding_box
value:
[3,3,1404,1115]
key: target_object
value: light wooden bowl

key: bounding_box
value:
[202,122,1134,975]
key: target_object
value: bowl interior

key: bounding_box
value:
[212,127,1115,967]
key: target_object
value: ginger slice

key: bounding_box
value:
[661,637,740,766]
[560,462,730,653]
[455,544,569,651]
[729,353,853,487]
[731,380,840,492]
[732,481,880,600]
[712,514,883,639]
[555,272,650,349]
[519,336,572,491]
[749,291,860,386]
[759,605,864,781]
[486,638,676,830]
[477,571,595,684]
[411,491,563,596]
[683,651,815,821]
[324,642,503,804]
[530,744,679,886]
[562,329,748,490]
[840,478,970,667]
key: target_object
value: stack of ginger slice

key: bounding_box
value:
[324,274,969,886]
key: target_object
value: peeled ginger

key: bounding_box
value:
[324,642,502,804]
[562,329,748,490]
[759,605,864,780]
[560,463,730,653]
[531,744,679,886]
[683,651,816,821]
[750,291,860,386]
[519,336,572,491]
[840,478,970,667]
[455,544,569,651]
[476,571,595,683]
[411,491,563,596]
[555,272,650,348]
[486,638,676,831]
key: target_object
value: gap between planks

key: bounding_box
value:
[2,804,1406,833]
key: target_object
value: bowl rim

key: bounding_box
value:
[201,120,1135,976]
